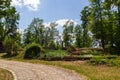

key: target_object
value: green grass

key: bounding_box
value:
[39,50,68,60]
[0,68,14,80]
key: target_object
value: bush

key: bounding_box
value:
[12,42,20,55]
[39,50,67,60]
[80,50,104,55]
[67,45,76,53]
[24,43,44,59]
[108,59,120,67]
[80,50,93,55]
[3,36,20,56]
[48,40,59,50]
[89,57,108,65]
[3,36,13,55]
[91,50,104,55]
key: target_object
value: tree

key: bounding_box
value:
[0,0,19,41]
[44,27,50,47]
[44,22,59,48]
[81,6,91,47]
[23,18,45,45]
[23,27,36,45]
[88,0,107,51]
[110,0,120,54]
[63,20,74,48]
[74,25,83,48]
[0,0,12,18]
[49,22,58,40]
[23,18,59,49]
[0,0,20,55]
[4,8,19,39]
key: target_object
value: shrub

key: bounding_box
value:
[80,50,93,55]
[24,43,44,59]
[89,57,108,65]
[3,36,13,55]
[12,42,20,55]
[39,50,67,60]
[48,40,59,50]
[67,45,76,53]
[80,50,104,55]
[91,50,104,55]
[108,59,120,67]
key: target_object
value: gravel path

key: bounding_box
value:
[0,59,83,80]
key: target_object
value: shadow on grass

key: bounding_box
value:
[1,53,18,58]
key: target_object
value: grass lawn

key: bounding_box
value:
[0,68,14,80]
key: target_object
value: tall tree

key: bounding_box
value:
[63,20,74,48]
[111,0,120,54]
[0,0,19,41]
[89,0,106,50]
[81,6,91,47]
[74,25,83,48]
[49,22,58,41]
[44,22,59,48]
[4,7,19,39]
[23,18,45,45]
[102,0,120,53]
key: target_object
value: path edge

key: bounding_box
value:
[1,67,17,80]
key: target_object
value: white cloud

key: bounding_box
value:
[11,0,22,7]
[23,0,40,11]
[56,19,68,27]
[11,0,40,11]
[43,22,51,28]
[56,19,78,27]
[43,19,78,28]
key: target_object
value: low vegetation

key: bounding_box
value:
[24,43,44,59]
[1,0,120,80]
[1,50,120,80]
[39,50,68,60]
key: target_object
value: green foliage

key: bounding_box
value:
[74,25,83,48]
[63,20,74,47]
[80,50,104,55]
[24,43,44,59]
[90,57,108,65]
[80,50,93,55]
[48,40,59,50]
[87,0,120,54]
[67,45,76,53]
[0,0,19,42]
[12,42,20,55]
[3,35,21,56]
[115,30,120,54]
[89,55,120,67]
[3,36,13,55]
[91,50,104,55]
[108,59,120,67]
[23,18,44,45]
[81,6,93,47]
[23,19,59,47]
[39,50,67,60]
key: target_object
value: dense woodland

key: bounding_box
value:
[1,0,120,56]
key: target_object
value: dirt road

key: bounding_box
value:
[0,59,83,80]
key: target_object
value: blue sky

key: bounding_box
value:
[12,0,89,30]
